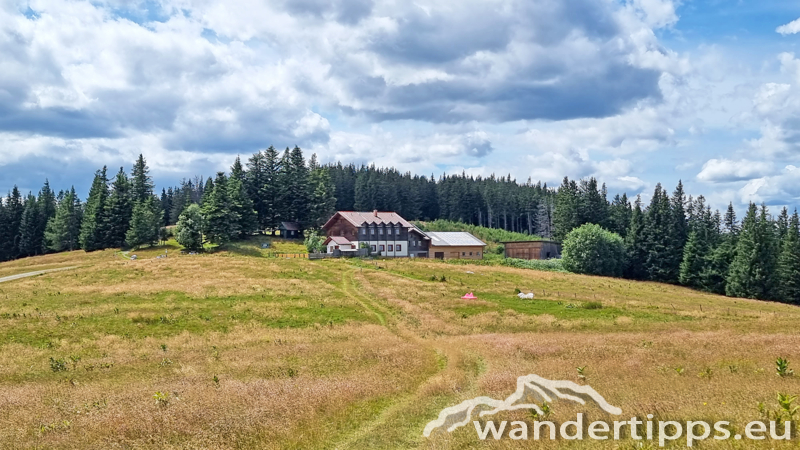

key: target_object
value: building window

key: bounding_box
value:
[469,252,473,256]
[371,228,375,235]
[380,245,385,252]
[379,228,383,235]
[395,228,400,235]
[371,245,376,251]
[388,245,394,251]
[396,244,402,252]
[477,252,481,256]
[462,252,466,256]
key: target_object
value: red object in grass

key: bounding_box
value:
[461,292,477,299]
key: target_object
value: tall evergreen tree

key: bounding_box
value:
[80,166,110,251]
[125,197,161,249]
[624,195,648,279]
[246,150,268,231]
[308,159,337,229]
[1,187,24,260]
[228,157,257,238]
[643,184,674,282]
[553,177,579,241]
[726,203,779,300]
[261,146,282,233]
[38,180,57,253]
[776,209,800,304]
[44,187,82,252]
[175,203,204,251]
[105,167,133,248]
[202,172,234,245]
[18,193,41,257]
[131,154,154,204]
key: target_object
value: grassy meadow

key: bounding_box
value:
[0,238,799,449]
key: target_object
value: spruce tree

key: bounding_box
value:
[0,197,8,261]
[125,197,160,249]
[44,187,82,252]
[679,197,712,289]
[1,187,24,260]
[80,167,110,251]
[308,160,337,229]
[18,194,41,257]
[175,203,204,251]
[726,203,779,300]
[553,177,579,241]
[643,184,674,282]
[776,210,800,304]
[131,154,154,204]
[202,172,234,245]
[228,157,257,238]
[38,180,57,253]
[262,146,281,233]
[246,150,268,230]
[624,195,648,279]
[105,168,133,248]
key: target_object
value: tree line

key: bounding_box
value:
[1,149,798,304]
[553,178,800,304]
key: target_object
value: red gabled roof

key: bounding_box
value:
[324,236,353,245]
[322,211,414,229]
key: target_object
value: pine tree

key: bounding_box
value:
[776,207,789,241]
[1,187,24,260]
[0,198,8,262]
[202,172,234,245]
[105,168,133,248]
[308,160,337,229]
[726,203,779,300]
[131,154,154,204]
[125,197,160,249]
[38,180,57,253]
[262,146,281,233]
[643,184,674,282]
[723,202,739,234]
[776,209,800,304]
[679,197,712,289]
[80,167,110,251]
[666,181,688,282]
[624,195,648,279]
[45,187,82,252]
[175,203,204,251]
[246,150,268,231]
[228,157,257,238]
[608,193,631,237]
[18,193,41,257]
[553,177,579,241]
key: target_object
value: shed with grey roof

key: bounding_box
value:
[425,231,487,260]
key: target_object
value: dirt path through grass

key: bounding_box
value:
[331,269,479,448]
[0,266,78,284]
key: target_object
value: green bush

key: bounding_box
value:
[175,204,204,252]
[561,224,625,277]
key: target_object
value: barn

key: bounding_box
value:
[503,240,562,260]
[279,222,302,239]
[426,232,486,260]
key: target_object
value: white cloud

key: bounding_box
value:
[697,158,773,183]
[777,18,800,35]
[739,165,800,205]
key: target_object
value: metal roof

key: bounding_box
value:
[280,221,300,231]
[425,232,486,247]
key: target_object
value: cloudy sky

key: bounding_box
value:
[1,0,800,211]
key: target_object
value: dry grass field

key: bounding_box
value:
[1,238,799,449]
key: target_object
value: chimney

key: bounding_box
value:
[373,210,378,217]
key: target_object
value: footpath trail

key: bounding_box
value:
[0,266,78,284]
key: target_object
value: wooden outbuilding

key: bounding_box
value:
[503,240,561,260]
[279,222,302,239]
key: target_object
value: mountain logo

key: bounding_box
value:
[423,374,622,437]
